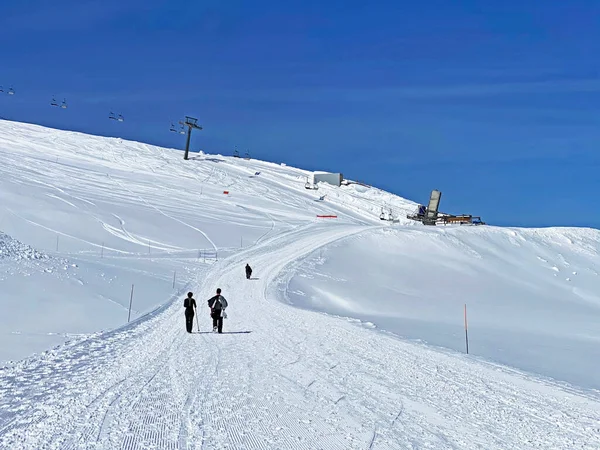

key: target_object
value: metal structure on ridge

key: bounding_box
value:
[179,116,202,160]
[407,189,485,226]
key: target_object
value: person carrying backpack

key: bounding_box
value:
[183,291,197,333]
[207,288,228,333]
[245,263,252,280]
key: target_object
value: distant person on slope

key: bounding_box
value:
[207,288,228,333]
[245,263,252,280]
[183,292,197,333]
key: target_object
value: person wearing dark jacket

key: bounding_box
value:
[183,292,197,333]
[245,263,252,279]
[207,288,228,333]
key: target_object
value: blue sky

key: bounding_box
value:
[1,0,599,228]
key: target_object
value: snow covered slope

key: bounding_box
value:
[1,120,599,449]
[0,120,392,362]
[281,226,600,390]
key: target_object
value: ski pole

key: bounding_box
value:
[195,307,200,332]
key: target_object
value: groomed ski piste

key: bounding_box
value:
[0,120,599,449]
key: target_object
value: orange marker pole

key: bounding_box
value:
[464,304,469,354]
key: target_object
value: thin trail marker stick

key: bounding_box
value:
[464,304,469,354]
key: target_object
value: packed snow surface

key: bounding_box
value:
[0,120,599,449]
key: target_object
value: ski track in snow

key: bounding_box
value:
[1,223,600,449]
[107,174,219,253]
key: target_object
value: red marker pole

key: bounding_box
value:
[464,304,469,354]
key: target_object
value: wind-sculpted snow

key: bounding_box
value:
[282,225,600,390]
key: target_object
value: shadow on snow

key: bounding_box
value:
[194,331,253,335]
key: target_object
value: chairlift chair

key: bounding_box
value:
[7,87,14,95]
[50,97,59,107]
[304,177,318,190]
[380,205,393,221]
[244,150,250,160]
[109,112,116,120]
[0,86,3,93]
[169,122,177,132]
[117,114,124,122]
[179,125,186,135]
[60,99,68,109]
[233,149,240,158]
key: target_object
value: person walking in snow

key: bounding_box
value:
[207,288,228,333]
[245,263,252,280]
[183,292,197,333]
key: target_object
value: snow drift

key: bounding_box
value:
[281,225,600,390]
